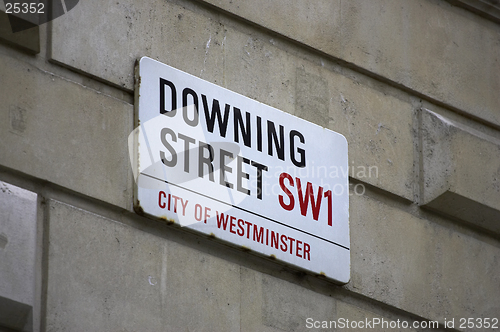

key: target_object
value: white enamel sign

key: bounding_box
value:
[130,57,350,283]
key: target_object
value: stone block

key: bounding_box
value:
[325,71,415,200]
[222,31,297,114]
[420,109,500,233]
[163,237,241,331]
[239,267,336,331]
[50,0,225,90]
[346,193,500,322]
[46,200,240,331]
[0,181,37,331]
[339,0,500,127]
[199,0,342,56]
[222,28,415,199]
[0,55,133,209]
[199,0,500,127]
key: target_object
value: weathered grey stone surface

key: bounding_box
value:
[221,31,297,115]
[324,69,415,200]
[241,266,425,331]
[46,200,240,331]
[49,199,442,331]
[51,0,225,90]
[347,192,500,323]
[0,182,37,331]
[421,109,500,233]
[0,55,133,209]
[0,10,39,54]
[198,0,500,128]
[0,0,497,329]
[243,268,336,331]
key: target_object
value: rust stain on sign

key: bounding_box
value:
[159,216,175,224]
[133,201,145,216]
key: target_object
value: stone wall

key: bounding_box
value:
[1,0,499,331]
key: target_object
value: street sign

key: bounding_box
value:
[130,57,350,284]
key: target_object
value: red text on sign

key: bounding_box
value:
[278,172,333,226]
